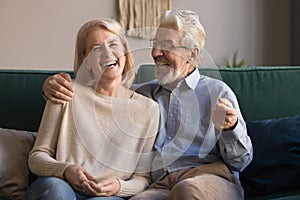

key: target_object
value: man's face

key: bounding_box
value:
[151,25,191,88]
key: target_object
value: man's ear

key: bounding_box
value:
[189,47,200,62]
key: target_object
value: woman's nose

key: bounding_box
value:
[101,44,112,58]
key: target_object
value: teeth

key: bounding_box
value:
[102,61,117,68]
[156,62,170,66]
[155,56,170,66]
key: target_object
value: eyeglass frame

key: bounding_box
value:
[149,39,189,51]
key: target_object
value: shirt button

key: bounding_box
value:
[201,117,209,124]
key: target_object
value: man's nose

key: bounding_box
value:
[151,47,163,58]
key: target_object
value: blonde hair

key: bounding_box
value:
[74,18,135,88]
[159,10,206,65]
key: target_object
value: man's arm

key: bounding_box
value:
[213,97,253,172]
[43,72,74,104]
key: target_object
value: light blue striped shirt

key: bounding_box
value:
[135,69,253,181]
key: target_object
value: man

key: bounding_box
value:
[43,10,252,200]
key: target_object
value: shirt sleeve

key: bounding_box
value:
[218,90,253,172]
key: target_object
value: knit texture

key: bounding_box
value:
[29,83,159,197]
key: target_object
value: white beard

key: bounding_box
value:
[155,65,183,90]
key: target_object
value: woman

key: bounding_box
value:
[25,19,159,200]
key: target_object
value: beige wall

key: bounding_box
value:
[173,0,291,67]
[0,0,118,70]
[0,0,291,70]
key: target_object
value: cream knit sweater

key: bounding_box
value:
[28,83,160,197]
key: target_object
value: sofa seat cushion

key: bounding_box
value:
[0,128,36,200]
[245,188,300,200]
[241,114,300,196]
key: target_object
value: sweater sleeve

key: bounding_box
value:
[117,101,160,197]
[28,101,71,178]
[116,173,150,197]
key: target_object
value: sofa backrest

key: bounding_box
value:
[0,70,74,131]
[135,65,300,121]
[1,66,300,131]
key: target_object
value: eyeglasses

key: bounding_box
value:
[150,39,188,51]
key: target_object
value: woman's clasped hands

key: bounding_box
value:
[64,164,121,197]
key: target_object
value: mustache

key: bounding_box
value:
[154,56,169,63]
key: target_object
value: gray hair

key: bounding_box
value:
[159,10,206,65]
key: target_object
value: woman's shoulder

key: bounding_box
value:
[130,92,160,125]
[131,92,159,117]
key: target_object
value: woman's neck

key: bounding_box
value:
[95,78,133,99]
[95,77,121,96]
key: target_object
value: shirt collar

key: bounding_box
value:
[184,68,201,90]
[159,68,201,93]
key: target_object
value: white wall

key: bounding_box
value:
[0,0,291,70]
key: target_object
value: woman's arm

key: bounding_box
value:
[116,102,160,197]
[28,101,70,178]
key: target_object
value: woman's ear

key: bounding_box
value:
[81,53,86,62]
[82,53,92,70]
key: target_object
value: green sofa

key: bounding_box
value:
[0,66,300,199]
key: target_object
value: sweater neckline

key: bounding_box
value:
[93,88,137,103]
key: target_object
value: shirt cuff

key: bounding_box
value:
[220,120,246,143]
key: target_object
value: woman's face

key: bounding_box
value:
[84,28,126,84]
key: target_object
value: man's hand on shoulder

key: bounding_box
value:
[43,72,74,104]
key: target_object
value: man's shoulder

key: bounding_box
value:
[200,75,231,90]
[131,80,160,98]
